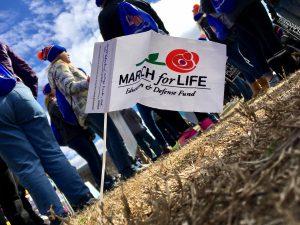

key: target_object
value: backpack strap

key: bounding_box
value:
[118,1,159,35]
[53,67,74,111]
[0,63,17,96]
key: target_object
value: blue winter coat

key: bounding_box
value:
[209,0,257,28]
[210,0,237,13]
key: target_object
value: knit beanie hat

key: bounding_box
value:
[37,45,66,62]
[193,4,204,21]
[43,83,52,95]
[193,4,200,15]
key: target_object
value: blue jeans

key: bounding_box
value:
[233,76,253,101]
[67,136,103,186]
[134,130,162,159]
[0,83,90,216]
[136,104,169,148]
[156,118,179,146]
[227,25,271,83]
[237,1,284,59]
[227,47,257,84]
[85,113,134,177]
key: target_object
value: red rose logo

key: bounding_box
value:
[166,49,200,73]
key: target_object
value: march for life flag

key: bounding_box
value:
[85,31,227,114]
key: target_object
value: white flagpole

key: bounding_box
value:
[99,112,108,204]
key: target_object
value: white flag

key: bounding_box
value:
[86,31,227,113]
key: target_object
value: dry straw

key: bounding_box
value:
[71,71,300,225]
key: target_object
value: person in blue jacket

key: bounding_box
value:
[197,0,277,97]
[0,42,94,225]
[43,84,116,191]
[208,0,299,76]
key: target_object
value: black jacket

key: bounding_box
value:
[47,100,94,144]
[98,0,169,41]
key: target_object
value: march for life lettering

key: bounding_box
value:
[85,31,227,114]
[120,49,209,97]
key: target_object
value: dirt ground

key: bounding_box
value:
[71,71,300,225]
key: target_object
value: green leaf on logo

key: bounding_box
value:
[148,53,159,62]
[136,53,166,67]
